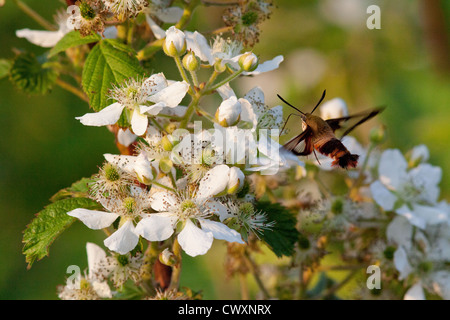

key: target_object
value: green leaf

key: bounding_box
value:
[255,201,299,257]
[82,39,145,113]
[0,59,12,79]
[49,31,102,57]
[49,177,95,202]
[9,52,58,94]
[23,197,101,269]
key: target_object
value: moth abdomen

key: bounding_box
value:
[316,138,359,169]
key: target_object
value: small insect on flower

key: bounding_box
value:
[278,90,384,169]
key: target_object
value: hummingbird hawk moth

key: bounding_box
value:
[278,90,384,169]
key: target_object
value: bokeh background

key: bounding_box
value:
[0,0,449,299]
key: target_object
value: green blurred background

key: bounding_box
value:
[0,0,449,299]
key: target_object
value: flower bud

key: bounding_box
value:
[159,248,177,266]
[214,59,227,73]
[159,157,173,174]
[320,98,348,120]
[215,96,242,127]
[369,125,386,145]
[238,52,259,72]
[163,26,186,57]
[182,51,200,71]
[227,167,245,194]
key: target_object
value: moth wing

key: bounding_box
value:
[282,127,313,156]
[326,107,385,139]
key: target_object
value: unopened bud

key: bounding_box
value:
[182,51,200,71]
[369,125,386,145]
[159,157,173,174]
[238,52,259,72]
[215,96,242,127]
[163,26,186,57]
[159,248,177,266]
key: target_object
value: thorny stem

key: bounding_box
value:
[239,273,250,300]
[243,249,271,299]
[168,237,182,290]
[14,0,56,31]
[141,241,159,296]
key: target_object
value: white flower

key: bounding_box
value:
[135,177,244,257]
[216,96,242,127]
[184,32,283,76]
[219,86,284,131]
[68,188,151,255]
[320,97,348,120]
[16,10,71,48]
[404,282,425,300]
[58,243,112,300]
[76,74,188,136]
[370,149,446,229]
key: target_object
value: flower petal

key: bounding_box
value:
[134,214,176,241]
[16,29,65,48]
[370,180,397,211]
[378,149,408,190]
[117,128,137,147]
[197,165,230,200]
[67,208,119,230]
[86,242,107,276]
[409,163,442,204]
[177,219,213,257]
[151,191,179,212]
[397,203,448,229]
[104,220,139,255]
[76,102,124,127]
[404,282,425,300]
[131,109,148,136]
[386,216,413,249]
[140,102,165,116]
[393,246,413,280]
[148,81,189,108]
[155,7,184,23]
[199,219,244,244]
[145,15,166,40]
[185,31,213,64]
[204,200,231,221]
[244,55,284,76]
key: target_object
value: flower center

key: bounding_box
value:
[122,197,136,214]
[79,1,97,20]
[103,163,121,182]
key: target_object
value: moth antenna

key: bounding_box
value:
[310,89,326,115]
[277,94,305,115]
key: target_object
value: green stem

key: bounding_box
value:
[175,0,201,30]
[189,70,199,88]
[179,95,200,129]
[152,180,176,193]
[205,69,243,94]
[14,0,56,31]
[137,39,164,61]
[174,55,192,90]
[56,78,89,103]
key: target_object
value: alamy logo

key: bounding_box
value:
[366,265,381,289]
[367,5,381,29]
